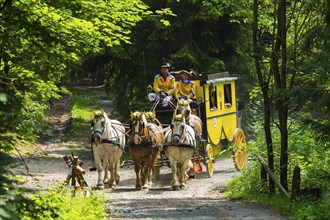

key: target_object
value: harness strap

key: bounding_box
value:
[163,143,195,149]
[130,141,160,148]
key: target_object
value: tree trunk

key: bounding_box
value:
[277,0,289,191]
[253,0,275,194]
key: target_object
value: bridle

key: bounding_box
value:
[130,117,149,144]
[171,118,187,144]
[91,115,106,140]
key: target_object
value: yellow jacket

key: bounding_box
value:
[153,73,176,95]
[176,80,196,99]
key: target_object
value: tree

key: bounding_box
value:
[252,0,275,194]
[251,0,329,193]
[0,0,151,138]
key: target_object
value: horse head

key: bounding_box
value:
[91,110,107,142]
[130,111,148,145]
[145,111,156,123]
[171,113,186,144]
[175,98,191,121]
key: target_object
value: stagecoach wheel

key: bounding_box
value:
[232,128,247,171]
[206,144,214,177]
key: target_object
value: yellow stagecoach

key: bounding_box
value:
[154,71,247,177]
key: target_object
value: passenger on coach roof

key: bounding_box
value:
[148,63,176,107]
[175,70,196,103]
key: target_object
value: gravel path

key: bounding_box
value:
[12,86,291,220]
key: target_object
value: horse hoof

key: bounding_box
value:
[180,185,186,190]
[109,185,116,189]
[96,184,105,190]
[142,185,149,190]
[172,185,180,191]
[135,185,142,190]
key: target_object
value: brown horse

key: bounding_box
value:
[129,111,163,189]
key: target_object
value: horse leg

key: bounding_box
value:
[140,160,149,189]
[115,161,120,185]
[179,159,190,190]
[115,148,122,185]
[142,164,152,189]
[94,156,104,188]
[147,165,153,188]
[103,159,110,184]
[108,160,116,188]
[169,159,180,191]
[134,164,142,190]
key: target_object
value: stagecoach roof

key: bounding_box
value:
[191,71,238,84]
[206,76,238,85]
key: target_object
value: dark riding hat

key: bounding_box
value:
[161,63,170,68]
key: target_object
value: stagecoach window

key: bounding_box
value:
[209,83,218,110]
[224,84,232,108]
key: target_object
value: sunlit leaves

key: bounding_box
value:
[0,0,152,139]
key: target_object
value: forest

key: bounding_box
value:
[0,0,329,219]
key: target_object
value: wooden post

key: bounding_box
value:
[71,156,78,196]
[291,165,300,200]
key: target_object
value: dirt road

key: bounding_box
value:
[13,86,291,220]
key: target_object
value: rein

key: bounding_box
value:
[163,143,195,149]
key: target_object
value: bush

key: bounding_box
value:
[17,187,107,220]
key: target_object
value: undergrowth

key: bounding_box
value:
[226,122,330,220]
[17,186,106,220]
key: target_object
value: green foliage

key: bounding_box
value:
[91,0,253,116]
[17,188,106,220]
[227,121,330,220]
[0,152,33,220]
[0,0,151,145]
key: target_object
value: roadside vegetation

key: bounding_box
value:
[227,123,330,220]
[0,89,107,220]
[1,0,329,219]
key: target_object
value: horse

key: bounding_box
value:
[91,110,125,188]
[129,111,163,189]
[164,113,196,190]
[174,98,203,178]
[174,98,202,138]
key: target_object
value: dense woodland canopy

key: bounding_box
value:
[0,0,329,219]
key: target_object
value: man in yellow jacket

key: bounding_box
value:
[175,70,196,102]
[148,63,176,107]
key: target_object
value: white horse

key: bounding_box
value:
[91,110,125,188]
[164,114,196,190]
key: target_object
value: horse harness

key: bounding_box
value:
[130,119,162,149]
[91,115,123,148]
